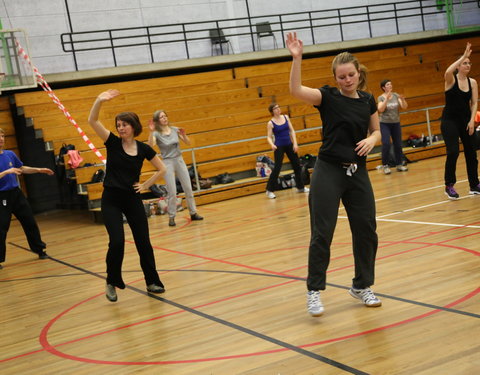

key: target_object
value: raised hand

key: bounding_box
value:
[463,42,472,59]
[148,119,155,131]
[286,32,303,59]
[98,89,120,102]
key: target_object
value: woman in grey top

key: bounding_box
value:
[148,110,203,227]
[377,79,408,174]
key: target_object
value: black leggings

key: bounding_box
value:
[101,187,162,289]
[307,159,378,291]
[441,118,479,188]
[266,144,304,192]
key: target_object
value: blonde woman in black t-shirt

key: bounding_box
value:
[88,89,167,302]
[287,32,382,317]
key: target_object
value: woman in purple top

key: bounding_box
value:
[265,103,309,199]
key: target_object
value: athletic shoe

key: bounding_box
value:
[306,290,324,317]
[191,213,204,221]
[37,251,49,259]
[168,217,176,226]
[0,264,3,270]
[445,184,459,200]
[396,165,408,172]
[348,287,382,307]
[105,283,117,302]
[146,284,165,294]
[469,184,480,195]
[297,187,310,193]
[383,165,391,175]
[266,191,276,199]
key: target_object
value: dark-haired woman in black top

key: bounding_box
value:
[287,32,382,317]
[441,42,479,200]
[88,89,167,302]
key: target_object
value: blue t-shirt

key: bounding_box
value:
[0,150,23,191]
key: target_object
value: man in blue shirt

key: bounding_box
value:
[0,128,54,269]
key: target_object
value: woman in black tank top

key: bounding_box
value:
[441,42,479,199]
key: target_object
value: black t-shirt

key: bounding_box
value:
[314,85,377,165]
[103,132,156,192]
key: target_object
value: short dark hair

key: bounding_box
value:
[380,79,391,91]
[268,103,279,115]
[115,112,143,137]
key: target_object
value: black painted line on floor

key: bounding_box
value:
[10,243,368,375]
[7,241,479,320]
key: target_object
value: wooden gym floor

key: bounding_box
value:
[1,155,479,375]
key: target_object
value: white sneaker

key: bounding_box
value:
[396,165,408,172]
[306,290,324,316]
[266,191,276,199]
[297,187,310,193]
[349,287,381,307]
[383,165,391,175]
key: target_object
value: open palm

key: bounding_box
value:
[286,32,303,58]
[98,89,120,102]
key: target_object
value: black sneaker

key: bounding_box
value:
[469,184,480,195]
[445,184,459,200]
[146,284,165,293]
[168,217,176,227]
[37,251,49,259]
[191,213,204,221]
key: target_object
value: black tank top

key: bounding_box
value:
[442,75,472,122]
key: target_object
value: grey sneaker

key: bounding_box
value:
[383,165,391,175]
[105,283,117,302]
[146,284,165,294]
[349,287,381,307]
[306,290,324,317]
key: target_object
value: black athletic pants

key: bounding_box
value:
[266,144,305,192]
[0,187,46,263]
[441,118,479,188]
[101,187,162,289]
[307,159,378,291]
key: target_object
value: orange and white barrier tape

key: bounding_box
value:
[15,39,106,164]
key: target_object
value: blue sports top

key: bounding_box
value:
[0,150,23,191]
[271,115,292,147]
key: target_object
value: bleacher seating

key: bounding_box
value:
[11,35,480,211]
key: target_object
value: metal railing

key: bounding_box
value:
[184,102,451,191]
[60,0,478,71]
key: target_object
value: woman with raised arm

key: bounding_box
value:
[148,110,203,227]
[88,89,167,302]
[265,103,309,199]
[441,42,479,200]
[286,32,382,317]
